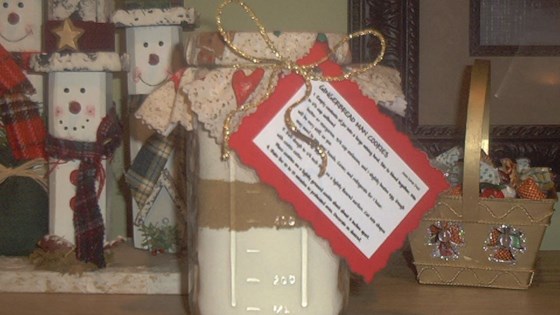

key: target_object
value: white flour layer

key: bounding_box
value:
[196,127,344,314]
[197,226,343,315]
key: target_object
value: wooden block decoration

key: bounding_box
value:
[25,2,125,266]
[48,72,110,141]
[124,25,182,95]
[0,2,47,161]
[112,6,198,95]
[126,25,182,252]
[30,46,124,266]
[0,0,46,120]
[0,0,44,52]
[44,1,117,54]
[44,19,115,53]
[47,71,111,243]
[48,0,114,23]
[124,24,184,253]
[112,6,197,252]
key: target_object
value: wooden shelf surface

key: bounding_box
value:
[0,250,558,315]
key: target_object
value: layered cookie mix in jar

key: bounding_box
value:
[192,124,349,314]
[135,27,407,313]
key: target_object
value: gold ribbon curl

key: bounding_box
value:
[217,0,386,176]
[0,158,48,191]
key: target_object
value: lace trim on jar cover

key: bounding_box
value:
[135,68,207,135]
[136,30,406,142]
[350,64,406,117]
[136,64,406,142]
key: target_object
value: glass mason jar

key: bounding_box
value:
[186,124,349,315]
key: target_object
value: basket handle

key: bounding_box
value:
[462,59,491,220]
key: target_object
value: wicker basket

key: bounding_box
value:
[409,59,556,289]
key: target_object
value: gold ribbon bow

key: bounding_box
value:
[0,158,48,191]
[217,0,386,176]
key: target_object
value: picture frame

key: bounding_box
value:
[470,0,560,56]
[348,0,560,181]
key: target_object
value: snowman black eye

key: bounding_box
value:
[64,88,70,93]
[3,3,8,8]
[158,41,164,47]
[143,42,148,48]
[18,2,23,8]
[80,88,86,93]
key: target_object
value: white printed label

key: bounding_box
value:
[254,81,428,258]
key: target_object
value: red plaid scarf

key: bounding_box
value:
[0,45,33,96]
[45,107,122,268]
[0,44,46,160]
[0,94,46,160]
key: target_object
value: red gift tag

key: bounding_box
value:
[230,59,448,282]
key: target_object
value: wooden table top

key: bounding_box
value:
[346,250,560,315]
[1,250,558,315]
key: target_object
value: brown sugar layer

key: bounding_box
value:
[197,179,307,230]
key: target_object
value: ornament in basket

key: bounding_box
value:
[409,60,556,290]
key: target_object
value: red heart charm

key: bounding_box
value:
[232,68,265,107]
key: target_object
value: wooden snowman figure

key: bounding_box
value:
[0,0,48,257]
[31,0,124,268]
[0,0,43,102]
[0,0,47,160]
[112,4,197,253]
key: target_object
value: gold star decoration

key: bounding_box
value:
[51,19,85,52]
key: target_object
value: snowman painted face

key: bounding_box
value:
[0,0,42,51]
[49,72,108,142]
[126,25,181,95]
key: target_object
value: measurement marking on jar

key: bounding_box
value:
[230,230,237,307]
[246,278,261,283]
[229,159,237,308]
[273,305,291,314]
[301,228,308,307]
[273,275,297,286]
[227,152,309,311]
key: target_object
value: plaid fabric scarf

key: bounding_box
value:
[0,44,46,160]
[46,107,122,268]
[0,45,33,96]
[125,131,174,211]
[0,94,46,160]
